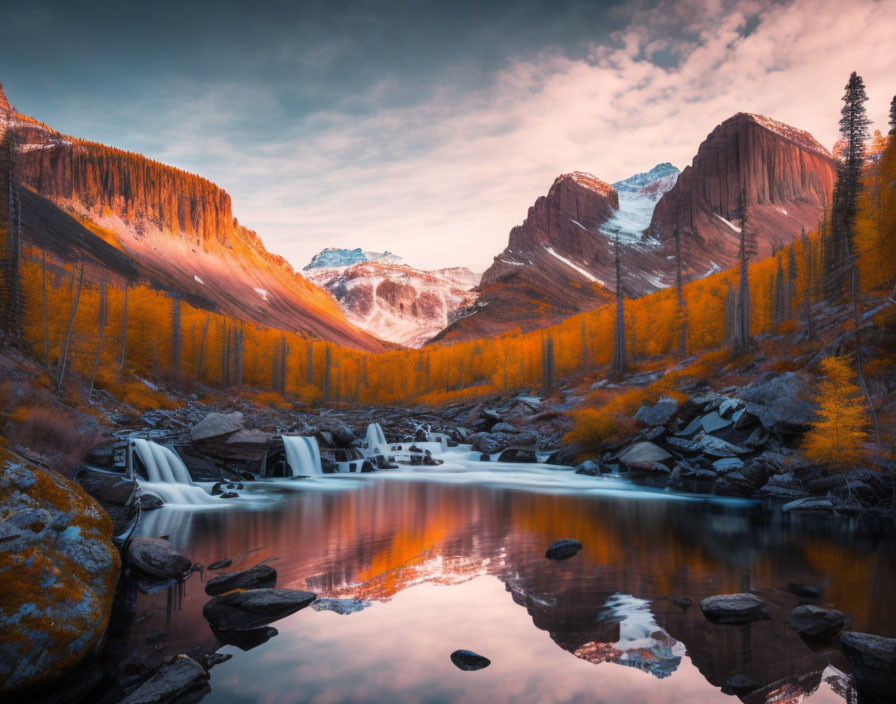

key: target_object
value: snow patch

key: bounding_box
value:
[498,258,525,266]
[193,275,204,285]
[254,288,270,302]
[544,247,604,285]
[714,213,742,233]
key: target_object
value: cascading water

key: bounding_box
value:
[365,422,389,456]
[129,438,220,506]
[282,436,323,476]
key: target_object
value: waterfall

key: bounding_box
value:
[282,436,323,476]
[130,438,219,506]
[365,422,389,456]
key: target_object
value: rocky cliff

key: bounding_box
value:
[304,251,480,347]
[0,81,386,352]
[649,113,837,274]
[436,167,678,343]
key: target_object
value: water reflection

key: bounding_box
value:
[130,475,895,703]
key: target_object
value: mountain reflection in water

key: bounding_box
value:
[130,475,895,703]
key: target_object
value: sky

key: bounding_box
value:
[1,0,895,272]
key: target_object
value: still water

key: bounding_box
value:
[130,461,895,704]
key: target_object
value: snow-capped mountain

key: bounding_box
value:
[305,247,405,270]
[304,250,480,348]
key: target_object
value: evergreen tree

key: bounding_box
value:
[827,72,870,299]
[611,235,627,377]
[786,244,797,319]
[889,94,896,136]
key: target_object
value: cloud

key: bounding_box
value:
[104,0,896,272]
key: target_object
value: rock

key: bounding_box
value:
[712,472,757,497]
[207,558,233,571]
[126,537,192,580]
[782,497,833,512]
[545,538,583,560]
[839,631,896,702]
[319,420,355,447]
[635,396,678,427]
[545,447,577,466]
[699,593,769,623]
[119,655,209,704]
[470,434,503,455]
[789,605,848,639]
[199,652,233,670]
[0,463,120,694]
[723,673,758,694]
[138,492,164,511]
[786,582,824,599]
[692,435,751,457]
[450,649,491,671]
[699,411,733,433]
[205,564,277,596]
[491,422,518,433]
[496,448,537,463]
[77,469,137,505]
[85,445,116,468]
[738,372,816,430]
[211,626,278,651]
[712,457,744,473]
[575,460,601,476]
[758,483,807,500]
[203,588,317,631]
[617,442,672,470]
[190,411,244,442]
[311,598,372,615]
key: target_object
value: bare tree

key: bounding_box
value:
[56,261,85,393]
[88,279,107,398]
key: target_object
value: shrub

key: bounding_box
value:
[7,405,102,474]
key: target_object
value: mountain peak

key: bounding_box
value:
[304,247,405,270]
[728,112,832,158]
[0,80,10,112]
[555,172,615,197]
[612,163,680,195]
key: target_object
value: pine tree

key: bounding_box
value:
[611,235,627,377]
[800,227,815,340]
[786,244,797,320]
[827,72,870,299]
[732,190,755,354]
[889,95,896,136]
[803,356,867,468]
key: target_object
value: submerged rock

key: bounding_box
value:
[839,631,896,702]
[0,463,120,694]
[782,497,833,512]
[450,649,491,671]
[723,673,758,694]
[786,582,824,599]
[205,564,277,596]
[119,654,209,704]
[789,605,848,639]
[127,537,192,580]
[699,593,769,623]
[545,538,583,560]
[496,447,537,463]
[203,588,317,630]
[211,625,279,651]
[311,598,372,615]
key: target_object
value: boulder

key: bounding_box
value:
[138,493,164,511]
[737,372,815,429]
[450,649,491,671]
[712,457,744,473]
[496,448,538,463]
[318,420,355,447]
[692,435,751,457]
[119,655,209,704]
[203,588,317,631]
[205,564,277,596]
[545,538,583,560]
[617,442,672,470]
[782,497,833,513]
[839,631,896,702]
[190,411,244,442]
[575,460,601,476]
[699,593,769,623]
[0,463,120,694]
[491,422,519,433]
[126,537,192,580]
[635,396,678,427]
[789,605,847,639]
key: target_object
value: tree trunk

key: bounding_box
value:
[170,296,181,373]
[56,261,84,393]
[41,249,49,370]
[88,280,107,398]
[196,314,210,380]
[119,284,128,371]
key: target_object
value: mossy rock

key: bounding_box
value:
[0,462,120,693]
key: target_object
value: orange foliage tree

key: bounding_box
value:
[803,356,868,468]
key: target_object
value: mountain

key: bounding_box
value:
[0,80,386,352]
[304,250,480,347]
[649,113,837,274]
[434,166,679,343]
[305,247,405,269]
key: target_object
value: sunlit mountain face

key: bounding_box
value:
[127,478,891,702]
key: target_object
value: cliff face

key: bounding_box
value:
[0,83,387,352]
[650,113,837,273]
[436,168,676,344]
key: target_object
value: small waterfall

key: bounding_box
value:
[130,438,219,506]
[282,436,323,476]
[365,422,389,456]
